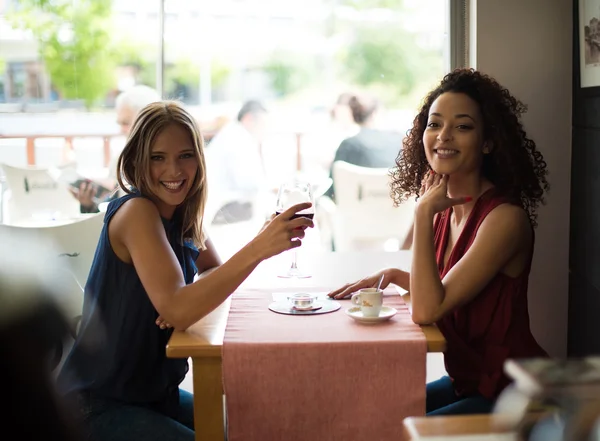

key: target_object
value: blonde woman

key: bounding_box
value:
[57,101,313,441]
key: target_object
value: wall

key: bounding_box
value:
[570,0,600,355]
[471,0,572,357]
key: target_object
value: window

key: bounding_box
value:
[0,0,466,255]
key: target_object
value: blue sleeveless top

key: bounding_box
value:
[57,192,199,406]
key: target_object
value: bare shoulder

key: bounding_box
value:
[109,197,164,262]
[478,203,532,245]
[485,203,530,228]
[112,197,161,226]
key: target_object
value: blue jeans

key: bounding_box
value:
[72,389,195,441]
[426,376,495,416]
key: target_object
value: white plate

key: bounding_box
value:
[345,306,397,324]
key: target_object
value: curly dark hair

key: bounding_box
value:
[390,68,549,227]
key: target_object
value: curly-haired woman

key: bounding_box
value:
[328,68,549,415]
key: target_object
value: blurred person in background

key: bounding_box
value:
[323,93,402,201]
[330,92,359,140]
[56,101,313,441]
[307,92,360,177]
[70,85,161,213]
[205,100,271,224]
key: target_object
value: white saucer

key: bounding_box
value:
[345,306,398,324]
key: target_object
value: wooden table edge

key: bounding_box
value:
[166,324,445,358]
[166,292,445,358]
[403,414,515,439]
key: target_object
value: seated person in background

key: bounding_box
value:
[324,92,402,200]
[328,68,549,415]
[326,92,359,157]
[330,92,359,135]
[205,100,270,224]
[56,101,313,441]
[71,85,160,213]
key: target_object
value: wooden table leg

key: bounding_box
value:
[192,356,225,441]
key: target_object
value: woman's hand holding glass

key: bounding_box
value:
[275,180,314,278]
[251,202,314,260]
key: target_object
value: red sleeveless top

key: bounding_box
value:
[433,188,547,400]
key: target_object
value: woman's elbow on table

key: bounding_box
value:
[159,309,202,332]
[410,307,441,326]
[153,290,207,331]
[411,313,435,326]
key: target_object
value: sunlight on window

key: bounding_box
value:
[0,0,449,254]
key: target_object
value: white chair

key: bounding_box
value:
[0,162,80,225]
[318,161,416,252]
[0,212,105,330]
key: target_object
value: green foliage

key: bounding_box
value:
[164,59,199,101]
[210,60,231,89]
[163,58,231,102]
[8,0,117,108]
[114,41,156,88]
[167,59,200,88]
[263,52,312,97]
[342,26,442,105]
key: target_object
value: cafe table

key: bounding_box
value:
[403,414,516,440]
[167,250,446,441]
[403,413,547,440]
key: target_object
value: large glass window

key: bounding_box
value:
[0,0,458,255]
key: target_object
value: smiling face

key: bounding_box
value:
[149,123,199,219]
[423,92,488,177]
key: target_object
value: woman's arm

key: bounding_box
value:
[410,202,531,325]
[111,198,313,330]
[195,237,222,274]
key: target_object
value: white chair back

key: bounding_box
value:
[0,212,105,321]
[0,162,80,224]
[330,161,415,251]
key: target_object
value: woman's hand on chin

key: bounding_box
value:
[418,172,471,215]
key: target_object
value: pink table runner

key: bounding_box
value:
[222,287,427,441]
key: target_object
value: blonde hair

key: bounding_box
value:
[116,101,207,248]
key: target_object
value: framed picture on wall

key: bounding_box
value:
[579,0,600,87]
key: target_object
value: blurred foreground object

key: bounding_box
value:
[0,233,84,439]
[493,357,600,441]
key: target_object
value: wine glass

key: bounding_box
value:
[276,180,314,278]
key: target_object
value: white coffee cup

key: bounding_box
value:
[351,288,383,317]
